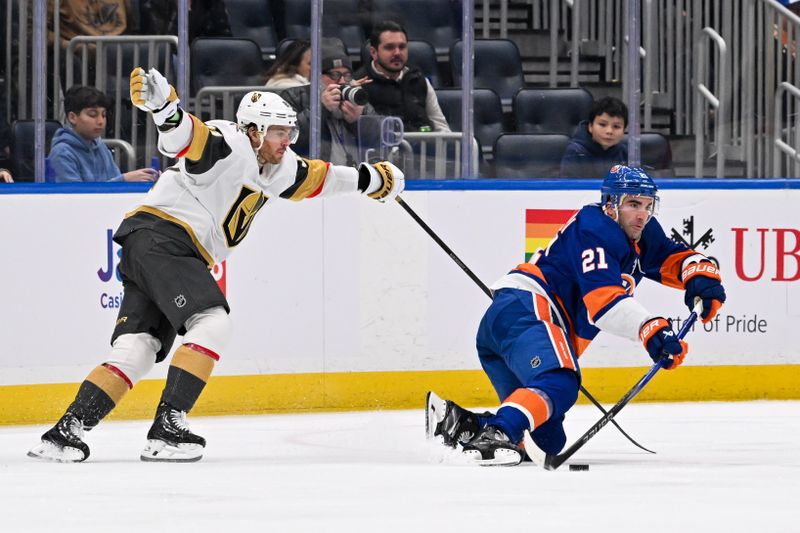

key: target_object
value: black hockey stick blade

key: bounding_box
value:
[526,310,699,470]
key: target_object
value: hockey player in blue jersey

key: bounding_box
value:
[426,165,726,465]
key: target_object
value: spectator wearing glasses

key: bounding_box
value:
[280,38,376,165]
[355,20,450,133]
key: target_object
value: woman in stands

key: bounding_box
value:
[265,40,311,89]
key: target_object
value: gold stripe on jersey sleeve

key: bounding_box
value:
[183,114,211,162]
[124,206,215,267]
[287,158,329,201]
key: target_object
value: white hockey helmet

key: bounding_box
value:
[236,91,299,144]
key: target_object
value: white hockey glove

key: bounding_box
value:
[360,161,405,202]
[130,67,180,126]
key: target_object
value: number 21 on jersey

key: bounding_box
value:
[581,247,609,273]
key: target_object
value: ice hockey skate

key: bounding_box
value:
[425,391,484,447]
[140,402,205,462]
[461,426,523,466]
[27,412,90,463]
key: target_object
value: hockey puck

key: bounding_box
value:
[568,464,589,471]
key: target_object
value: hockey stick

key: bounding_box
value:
[524,309,699,470]
[394,195,654,454]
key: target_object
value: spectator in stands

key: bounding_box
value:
[355,20,450,133]
[0,169,12,183]
[265,40,311,89]
[49,0,133,51]
[49,86,158,183]
[560,97,629,178]
[279,39,375,166]
[139,0,232,41]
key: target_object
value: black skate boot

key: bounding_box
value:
[425,391,486,447]
[27,412,90,463]
[140,402,205,462]
[461,425,523,466]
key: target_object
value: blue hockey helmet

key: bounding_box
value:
[600,165,659,215]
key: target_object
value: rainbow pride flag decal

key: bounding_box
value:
[525,209,577,261]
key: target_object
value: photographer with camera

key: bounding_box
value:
[280,38,376,166]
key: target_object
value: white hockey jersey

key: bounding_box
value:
[124,111,361,265]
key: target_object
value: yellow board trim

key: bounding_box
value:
[2,365,798,426]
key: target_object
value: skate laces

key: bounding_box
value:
[168,409,191,433]
[61,414,84,440]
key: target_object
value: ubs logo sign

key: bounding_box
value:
[732,227,800,282]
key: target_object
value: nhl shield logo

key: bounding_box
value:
[174,294,187,308]
[530,356,541,368]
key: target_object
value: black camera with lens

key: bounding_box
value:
[340,85,369,106]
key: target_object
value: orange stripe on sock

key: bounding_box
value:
[86,364,130,404]
[502,388,551,430]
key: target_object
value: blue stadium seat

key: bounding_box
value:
[225,0,278,60]
[513,87,594,135]
[283,0,366,56]
[435,88,504,156]
[370,0,462,57]
[450,39,525,108]
[10,120,62,182]
[492,133,570,179]
[190,38,265,94]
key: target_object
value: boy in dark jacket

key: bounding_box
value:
[559,97,628,178]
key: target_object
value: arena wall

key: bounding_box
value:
[1,180,797,424]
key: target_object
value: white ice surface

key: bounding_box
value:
[1,401,798,533]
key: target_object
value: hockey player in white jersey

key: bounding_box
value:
[27,67,404,463]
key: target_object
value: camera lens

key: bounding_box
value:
[340,85,369,106]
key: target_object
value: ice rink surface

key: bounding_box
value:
[1,400,797,533]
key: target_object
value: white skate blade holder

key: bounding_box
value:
[140,439,204,463]
[425,390,447,440]
[27,441,86,463]
[462,446,523,467]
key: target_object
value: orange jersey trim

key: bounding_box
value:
[660,250,697,289]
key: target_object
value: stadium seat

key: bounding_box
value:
[361,39,442,87]
[435,88,504,156]
[370,0,462,57]
[225,0,278,60]
[637,132,674,176]
[283,0,366,56]
[190,38,265,94]
[492,133,570,179]
[450,40,525,107]
[513,87,594,135]
[10,120,62,182]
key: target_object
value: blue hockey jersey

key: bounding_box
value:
[491,204,697,356]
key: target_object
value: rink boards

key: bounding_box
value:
[0,180,798,424]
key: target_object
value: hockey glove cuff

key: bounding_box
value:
[640,317,688,370]
[682,261,726,324]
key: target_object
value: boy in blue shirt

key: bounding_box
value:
[50,86,158,183]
